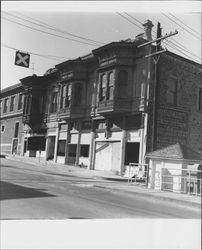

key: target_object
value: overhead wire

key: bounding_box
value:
[2,11,104,46]
[168,13,201,37]
[116,12,143,31]
[161,13,201,41]
[2,43,67,62]
[2,16,100,47]
[124,12,201,61]
[118,12,201,63]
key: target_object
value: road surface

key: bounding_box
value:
[0,158,200,219]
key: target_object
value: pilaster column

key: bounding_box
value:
[65,122,71,165]
[120,129,126,175]
[45,136,49,161]
[53,124,60,163]
[89,131,96,170]
[75,122,81,166]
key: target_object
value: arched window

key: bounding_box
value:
[117,70,128,97]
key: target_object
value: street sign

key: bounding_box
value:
[15,51,30,68]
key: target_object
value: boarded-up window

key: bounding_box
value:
[198,87,202,112]
[117,70,128,98]
[80,145,89,157]
[74,83,82,106]
[57,140,66,156]
[166,77,178,105]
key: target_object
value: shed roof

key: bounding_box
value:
[146,143,202,161]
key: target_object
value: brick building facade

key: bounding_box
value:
[1,20,201,174]
[0,84,24,155]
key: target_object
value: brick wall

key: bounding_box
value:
[155,53,202,154]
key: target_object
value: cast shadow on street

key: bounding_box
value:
[0,181,56,201]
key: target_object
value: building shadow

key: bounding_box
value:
[0,181,56,201]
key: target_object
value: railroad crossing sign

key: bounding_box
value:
[15,51,30,68]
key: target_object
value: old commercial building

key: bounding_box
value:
[0,83,24,155]
[1,20,202,176]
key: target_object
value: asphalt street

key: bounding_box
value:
[0,158,200,219]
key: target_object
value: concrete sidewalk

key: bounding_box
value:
[3,154,202,209]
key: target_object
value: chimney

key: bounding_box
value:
[142,20,154,41]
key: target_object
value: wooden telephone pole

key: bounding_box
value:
[138,23,178,151]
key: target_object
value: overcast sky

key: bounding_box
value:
[1,1,201,89]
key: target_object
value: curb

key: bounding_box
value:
[3,155,201,209]
[93,185,201,209]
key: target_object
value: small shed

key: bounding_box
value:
[146,143,202,194]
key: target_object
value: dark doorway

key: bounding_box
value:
[68,144,77,164]
[47,136,55,160]
[12,138,18,155]
[124,142,139,165]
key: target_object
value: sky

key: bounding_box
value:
[1,1,201,89]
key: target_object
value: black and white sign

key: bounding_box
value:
[15,51,30,68]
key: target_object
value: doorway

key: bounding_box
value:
[47,136,55,160]
[124,142,140,165]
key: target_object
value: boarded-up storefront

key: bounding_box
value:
[94,141,120,172]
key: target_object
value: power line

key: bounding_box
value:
[116,12,143,31]
[169,13,201,37]
[2,11,104,46]
[120,13,201,62]
[124,12,143,26]
[162,13,201,41]
[2,43,67,62]
[163,40,201,63]
[2,16,100,47]
[166,37,201,61]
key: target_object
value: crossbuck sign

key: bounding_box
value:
[15,51,30,68]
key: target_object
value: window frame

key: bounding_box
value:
[60,84,71,109]
[10,95,16,112]
[166,76,178,106]
[3,98,9,113]
[14,122,20,138]
[18,93,23,110]
[50,91,58,113]
[99,71,114,102]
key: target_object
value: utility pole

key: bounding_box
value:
[138,25,178,152]
[151,22,162,151]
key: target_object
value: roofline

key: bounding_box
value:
[55,52,95,68]
[0,83,23,95]
[165,50,202,68]
[145,155,202,162]
[92,41,137,55]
